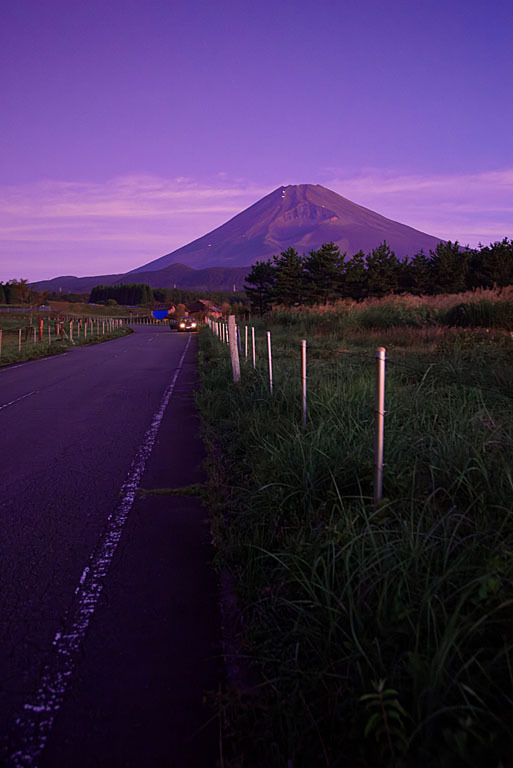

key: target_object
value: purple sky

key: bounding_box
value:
[1,0,512,282]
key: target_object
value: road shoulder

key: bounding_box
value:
[40,336,222,768]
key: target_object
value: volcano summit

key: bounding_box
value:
[129,183,443,273]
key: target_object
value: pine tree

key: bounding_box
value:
[470,239,513,289]
[4,281,20,304]
[407,250,433,294]
[343,250,368,300]
[304,242,344,304]
[244,259,276,315]
[366,242,402,297]
[430,242,470,294]
[272,248,306,306]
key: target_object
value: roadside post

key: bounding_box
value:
[301,339,307,431]
[18,328,22,352]
[267,331,273,394]
[252,326,256,368]
[244,326,248,359]
[0,329,2,358]
[374,347,386,508]
[228,315,241,383]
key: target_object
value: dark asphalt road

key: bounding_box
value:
[0,326,222,767]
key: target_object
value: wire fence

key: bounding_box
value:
[0,316,127,362]
[207,317,389,506]
[206,314,513,508]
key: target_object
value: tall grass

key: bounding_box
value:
[197,313,513,767]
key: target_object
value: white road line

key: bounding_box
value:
[8,334,192,768]
[0,391,38,411]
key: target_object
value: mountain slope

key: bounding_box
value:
[32,184,444,293]
[129,183,443,273]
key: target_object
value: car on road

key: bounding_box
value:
[177,317,198,332]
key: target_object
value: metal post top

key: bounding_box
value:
[376,347,386,358]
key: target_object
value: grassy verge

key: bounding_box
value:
[197,312,513,767]
[0,316,132,367]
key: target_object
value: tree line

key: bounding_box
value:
[89,284,250,307]
[0,279,46,305]
[89,283,154,305]
[152,286,249,308]
[244,239,513,313]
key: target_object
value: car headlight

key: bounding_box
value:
[179,323,185,328]
[191,323,197,328]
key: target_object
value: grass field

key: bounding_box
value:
[0,310,133,367]
[197,295,513,767]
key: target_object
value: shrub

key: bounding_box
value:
[445,300,513,329]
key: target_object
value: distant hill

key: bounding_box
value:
[32,264,248,294]
[122,263,248,292]
[33,273,123,293]
[128,183,443,273]
[32,184,443,293]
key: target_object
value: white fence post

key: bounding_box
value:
[267,331,273,394]
[228,315,241,383]
[301,339,307,431]
[244,326,248,359]
[18,328,22,352]
[374,347,386,508]
[252,326,256,368]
